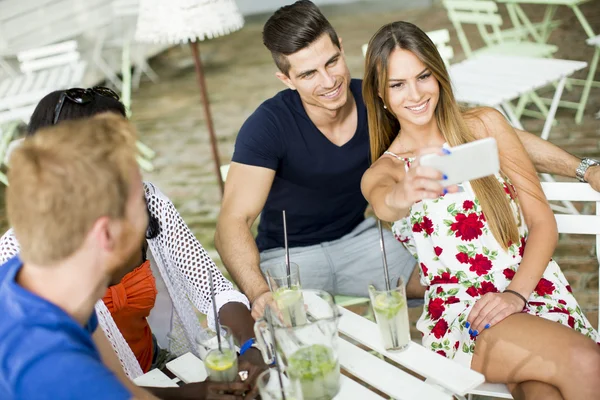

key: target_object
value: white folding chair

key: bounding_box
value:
[467,182,600,400]
[442,0,557,59]
[0,40,86,185]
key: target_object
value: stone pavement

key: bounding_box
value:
[1,1,599,397]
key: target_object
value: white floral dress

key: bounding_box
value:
[387,152,600,368]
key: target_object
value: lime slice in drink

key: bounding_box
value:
[273,286,302,308]
[287,344,337,381]
[205,349,235,371]
[373,291,405,319]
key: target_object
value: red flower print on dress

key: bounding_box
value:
[466,286,479,297]
[454,341,460,350]
[412,222,422,233]
[430,272,459,285]
[549,307,569,315]
[436,286,443,294]
[480,213,487,222]
[428,297,445,320]
[528,301,545,307]
[420,263,428,276]
[535,278,556,297]
[566,285,573,293]
[479,281,498,295]
[436,350,447,357]
[463,200,474,210]
[450,213,484,241]
[558,299,567,305]
[422,216,434,235]
[432,318,449,339]
[445,296,460,304]
[519,237,526,258]
[568,316,576,328]
[503,268,515,280]
[456,252,470,264]
[434,246,443,257]
[469,254,493,276]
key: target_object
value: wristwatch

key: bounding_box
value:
[576,158,600,182]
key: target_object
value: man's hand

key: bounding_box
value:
[585,165,600,192]
[251,291,276,320]
[466,292,525,335]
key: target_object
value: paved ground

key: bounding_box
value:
[1,1,599,397]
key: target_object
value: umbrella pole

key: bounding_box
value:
[189,40,225,196]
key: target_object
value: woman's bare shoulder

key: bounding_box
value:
[463,107,513,139]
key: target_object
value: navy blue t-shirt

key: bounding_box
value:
[232,79,370,251]
[0,256,131,400]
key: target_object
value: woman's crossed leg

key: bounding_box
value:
[471,313,600,400]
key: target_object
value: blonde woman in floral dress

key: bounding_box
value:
[361,21,600,400]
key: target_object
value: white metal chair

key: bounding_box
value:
[573,35,600,124]
[466,181,600,400]
[442,0,557,59]
[0,40,86,185]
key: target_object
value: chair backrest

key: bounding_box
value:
[442,0,504,58]
[426,29,454,66]
[541,182,600,328]
[361,29,454,67]
[112,0,139,18]
[17,40,80,74]
[0,0,113,56]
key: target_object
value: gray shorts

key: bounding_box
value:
[259,217,419,304]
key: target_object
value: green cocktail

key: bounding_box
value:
[370,285,410,351]
[205,348,238,382]
[287,344,340,400]
[273,285,307,327]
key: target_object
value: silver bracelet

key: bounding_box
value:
[575,158,599,183]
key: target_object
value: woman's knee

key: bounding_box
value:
[567,340,600,385]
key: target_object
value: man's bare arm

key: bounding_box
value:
[215,162,276,318]
[515,129,600,191]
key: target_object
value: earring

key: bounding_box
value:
[383,104,387,109]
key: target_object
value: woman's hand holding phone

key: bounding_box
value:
[386,147,460,211]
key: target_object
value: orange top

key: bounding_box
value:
[102,260,157,372]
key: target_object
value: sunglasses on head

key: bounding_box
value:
[53,86,120,125]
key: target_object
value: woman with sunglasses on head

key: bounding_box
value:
[361,22,600,399]
[0,88,264,397]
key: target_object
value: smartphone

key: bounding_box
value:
[420,137,500,187]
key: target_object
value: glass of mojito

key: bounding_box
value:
[266,262,307,327]
[197,326,239,382]
[286,344,340,400]
[257,368,303,400]
[368,280,411,351]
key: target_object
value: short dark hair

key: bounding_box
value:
[27,90,127,136]
[262,0,340,75]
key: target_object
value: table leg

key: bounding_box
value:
[500,102,524,130]
[575,46,599,124]
[540,5,558,42]
[541,76,566,141]
[514,4,544,44]
[570,5,595,39]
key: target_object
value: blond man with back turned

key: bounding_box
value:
[0,114,160,400]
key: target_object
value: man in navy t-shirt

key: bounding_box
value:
[215,1,419,318]
[215,0,600,319]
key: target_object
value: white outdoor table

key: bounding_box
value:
[133,292,485,400]
[449,54,587,140]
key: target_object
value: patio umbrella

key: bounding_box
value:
[135,0,244,195]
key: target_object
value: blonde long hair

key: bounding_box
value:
[363,21,520,249]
